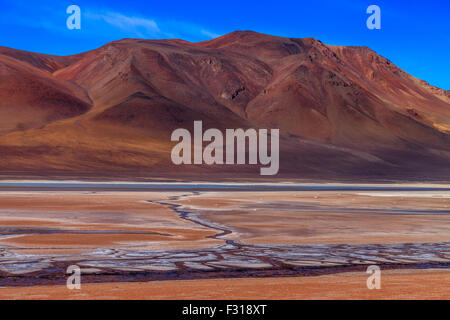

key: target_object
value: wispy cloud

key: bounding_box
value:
[82,9,222,41]
[0,1,220,40]
[157,19,221,41]
[200,29,220,39]
[86,11,161,38]
[82,8,223,41]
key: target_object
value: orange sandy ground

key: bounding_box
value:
[0,192,221,251]
[1,191,449,249]
[0,269,449,300]
[176,191,450,244]
[175,191,450,245]
[0,189,449,299]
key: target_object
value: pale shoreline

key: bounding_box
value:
[0,180,449,187]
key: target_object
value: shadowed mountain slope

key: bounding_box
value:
[0,31,449,181]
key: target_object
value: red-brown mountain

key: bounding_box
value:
[0,31,449,181]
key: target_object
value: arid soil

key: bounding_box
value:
[1,269,448,300]
[0,192,221,253]
[175,191,450,244]
[0,187,449,299]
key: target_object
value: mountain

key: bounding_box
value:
[0,31,449,181]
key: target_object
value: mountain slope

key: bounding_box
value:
[0,50,91,135]
[0,31,449,181]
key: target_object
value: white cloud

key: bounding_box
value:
[85,11,221,40]
[103,13,160,35]
[200,29,220,39]
[86,11,161,38]
[0,1,221,42]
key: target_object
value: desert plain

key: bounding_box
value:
[0,183,448,299]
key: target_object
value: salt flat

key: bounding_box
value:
[0,185,448,299]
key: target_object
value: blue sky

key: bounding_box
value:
[0,0,449,89]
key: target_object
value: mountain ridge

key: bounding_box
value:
[0,31,449,181]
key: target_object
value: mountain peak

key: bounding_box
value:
[198,30,289,47]
[0,31,449,180]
